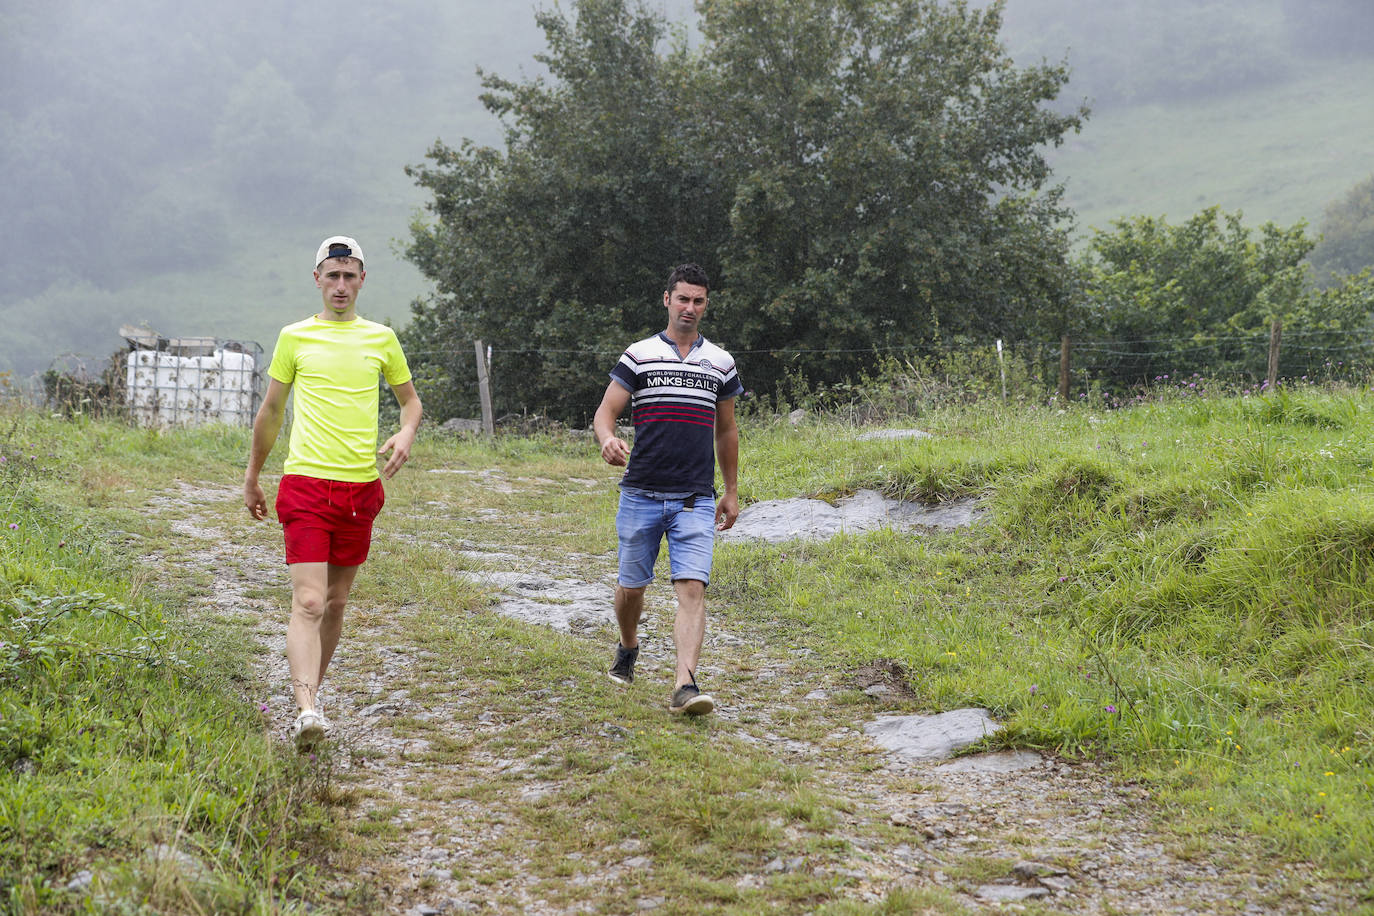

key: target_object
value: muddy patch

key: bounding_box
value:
[849,658,921,701]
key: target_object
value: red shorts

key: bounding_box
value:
[275,474,385,566]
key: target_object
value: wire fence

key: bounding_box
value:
[384,321,1374,429]
[404,326,1373,384]
[401,327,1368,362]
[15,325,1372,427]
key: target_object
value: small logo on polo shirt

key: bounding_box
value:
[696,358,716,371]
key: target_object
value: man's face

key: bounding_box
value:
[314,257,365,319]
[663,281,708,335]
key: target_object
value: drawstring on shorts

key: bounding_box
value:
[324,479,357,517]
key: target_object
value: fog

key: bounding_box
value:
[1,0,1369,378]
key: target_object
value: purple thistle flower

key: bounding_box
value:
[1029,684,1039,695]
[1104,704,1118,714]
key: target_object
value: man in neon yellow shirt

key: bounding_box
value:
[244,236,422,749]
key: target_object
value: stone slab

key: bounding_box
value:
[720,491,981,544]
[864,709,1001,760]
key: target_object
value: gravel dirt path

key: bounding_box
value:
[146,477,1348,915]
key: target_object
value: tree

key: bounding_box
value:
[405,0,728,423]
[697,0,1083,393]
[1076,208,1370,385]
[404,0,1084,421]
[1310,173,1374,284]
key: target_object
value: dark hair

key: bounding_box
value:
[665,263,710,295]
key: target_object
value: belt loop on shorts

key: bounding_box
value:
[683,494,696,510]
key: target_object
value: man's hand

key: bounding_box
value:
[378,428,416,479]
[600,435,631,467]
[244,378,289,520]
[593,381,632,467]
[382,381,422,479]
[244,478,268,520]
[715,491,739,531]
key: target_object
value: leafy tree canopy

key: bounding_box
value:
[1075,207,1374,385]
[404,0,1084,422]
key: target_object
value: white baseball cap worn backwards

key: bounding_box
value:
[315,236,364,269]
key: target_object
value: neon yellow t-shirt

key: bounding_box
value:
[267,315,413,482]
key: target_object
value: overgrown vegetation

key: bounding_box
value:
[0,410,329,914]
[717,381,1374,881]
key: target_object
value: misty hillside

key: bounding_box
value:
[995,0,1374,236]
[1,0,1370,379]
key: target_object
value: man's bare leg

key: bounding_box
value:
[608,585,647,684]
[672,578,706,688]
[668,578,713,714]
[317,562,360,686]
[615,584,646,649]
[286,562,358,713]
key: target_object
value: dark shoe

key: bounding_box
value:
[608,643,638,685]
[669,673,715,716]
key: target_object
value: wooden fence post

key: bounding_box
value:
[1058,335,1071,402]
[996,339,1007,403]
[1267,320,1282,390]
[474,340,494,436]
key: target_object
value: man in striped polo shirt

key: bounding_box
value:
[593,263,742,715]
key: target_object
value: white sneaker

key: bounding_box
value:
[291,710,330,749]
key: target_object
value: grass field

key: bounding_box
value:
[3,379,1373,912]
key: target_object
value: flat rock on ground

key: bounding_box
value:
[721,490,982,544]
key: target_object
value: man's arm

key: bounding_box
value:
[379,381,422,479]
[714,396,739,530]
[244,378,291,519]
[593,381,633,467]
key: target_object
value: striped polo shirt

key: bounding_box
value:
[610,332,743,496]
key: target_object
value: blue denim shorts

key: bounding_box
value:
[616,489,717,587]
